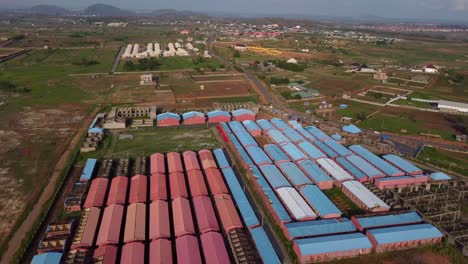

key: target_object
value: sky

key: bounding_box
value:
[1,0,468,21]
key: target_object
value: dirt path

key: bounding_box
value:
[0,108,98,264]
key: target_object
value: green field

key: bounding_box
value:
[418,147,468,176]
[118,56,224,72]
[335,101,381,119]
[393,99,434,109]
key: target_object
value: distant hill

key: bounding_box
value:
[28,5,73,15]
[82,4,135,17]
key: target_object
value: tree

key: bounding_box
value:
[233,50,241,58]
[357,112,367,121]
[123,61,135,71]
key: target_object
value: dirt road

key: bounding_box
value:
[0,108,98,264]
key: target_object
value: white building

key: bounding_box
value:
[234,44,247,51]
[424,64,438,74]
[437,100,468,113]
[287,58,298,64]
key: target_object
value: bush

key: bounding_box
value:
[234,66,244,72]
[0,80,17,92]
[124,58,161,71]
[72,58,100,66]
[275,60,307,72]
[281,91,293,99]
[270,77,290,85]
[233,50,241,58]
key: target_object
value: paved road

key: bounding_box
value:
[111,47,125,73]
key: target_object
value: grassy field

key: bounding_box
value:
[79,127,220,163]
[335,101,381,119]
[118,56,224,72]
[418,147,468,176]
[393,99,434,109]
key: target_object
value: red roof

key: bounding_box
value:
[149,201,170,240]
[121,242,145,264]
[183,151,201,171]
[198,150,218,170]
[425,64,436,69]
[97,204,124,246]
[201,232,230,264]
[214,194,243,232]
[169,172,188,199]
[172,197,195,237]
[93,245,117,264]
[150,173,167,201]
[204,168,228,195]
[176,235,202,264]
[107,176,128,206]
[124,203,146,243]
[72,207,101,249]
[83,178,109,208]
[187,170,208,197]
[129,174,147,204]
[149,239,172,264]
[167,152,183,173]
[193,196,219,234]
[150,153,166,175]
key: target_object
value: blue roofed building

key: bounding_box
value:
[250,227,281,264]
[285,218,355,240]
[32,252,63,264]
[80,159,97,182]
[342,125,362,135]
[300,185,342,218]
[351,211,422,231]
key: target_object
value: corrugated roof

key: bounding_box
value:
[368,224,443,245]
[323,139,352,157]
[32,252,63,264]
[213,148,231,169]
[317,158,354,182]
[271,118,290,130]
[250,227,281,264]
[278,162,312,187]
[342,125,362,134]
[346,155,383,179]
[157,112,180,121]
[342,181,390,210]
[350,145,403,176]
[232,109,255,117]
[296,127,318,142]
[172,197,195,237]
[176,235,202,264]
[266,129,291,145]
[283,127,305,143]
[81,159,97,181]
[297,141,326,160]
[229,121,258,147]
[264,144,290,163]
[222,167,260,228]
[354,211,422,230]
[193,196,219,233]
[382,154,422,175]
[243,120,261,132]
[286,218,355,239]
[182,111,205,120]
[281,143,308,161]
[277,187,317,220]
[149,201,170,240]
[201,232,230,264]
[335,157,367,181]
[300,185,342,218]
[259,164,291,189]
[207,110,231,118]
[295,233,372,255]
[314,141,339,159]
[297,160,333,184]
[305,126,331,141]
[246,145,272,165]
[430,172,452,181]
[256,119,275,131]
[228,134,254,166]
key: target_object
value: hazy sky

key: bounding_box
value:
[2,0,468,21]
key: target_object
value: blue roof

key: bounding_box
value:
[346,155,383,179]
[259,164,292,189]
[281,143,308,161]
[250,166,292,222]
[88,127,104,134]
[213,148,231,169]
[300,185,342,217]
[297,141,326,160]
[207,110,231,118]
[267,129,291,145]
[32,252,63,264]
[229,121,258,147]
[232,109,255,117]
[246,145,273,165]
[305,126,331,141]
[243,120,261,132]
[156,112,180,121]
[228,134,254,166]
[335,157,367,180]
[220,122,232,133]
[278,162,312,187]
[81,158,97,181]
[297,160,332,184]
[264,144,290,163]
[331,133,342,141]
[382,154,422,175]
[271,118,290,130]
[285,218,355,239]
[430,172,452,181]
[342,125,362,134]
[354,212,422,230]
[250,227,281,264]
[182,111,205,120]
[221,167,260,228]
[288,120,302,129]
[88,116,99,129]
[295,233,372,256]
[283,127,305,143]
[323,140,352,157]
[296,127,318,141]
[368,224,443,245]
[256,119,275,131]
[350,145,403,176]
[314,141,339,159]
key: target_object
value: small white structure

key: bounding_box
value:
[424,64,438,74]
[185,43,194,50]
[203,51,212,59]
[176,48,190,56]
[140,74,156,86]
[437,100,468,113]
[123,44,133,58]
[132,44,140,56]
[287,58,298,64]
[234,44,247,51]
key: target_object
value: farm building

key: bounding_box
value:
[256,119,275,132]
[150,239,172,264]
[297,141,326,160]
[182,151,201,171]
[250,227,281,264]
[207,110,231,123]
[213,148,231,169]
[83,178,109,209]
[150,174,167,201]
[243,120,262,136]
[335,157,368,183]
[150,153,165,175]
[32,252,63,264]
[259,164,292,189]
[284,218,356,240]
[352,211,423,231]
[124,203,146,243]
[199,149,218,169]
[281,143,308,162]
[341,181,390,212]
[382,154,423,175]
[170,172,188,199]
[299,185,342,218]
[346,155,384,180]
[172,197,195,237]
[182,111,206,125]
[187,170,208,197]
[214,194,244,232]
[71,208,101,249]
[246,145,272,166]
[176,235,202,264]
[149,201,170,240]
[349,145,404,177]
[121,242,145,263]
[342,125,362,135]
[264,144,291,164]
[157,112,181,127]
[437,100,468,113]
[278,162,313,187]
[232,109,255,121]
[97,204,124,246]
[106,176,128,206]
[93,245,117,263]
[316,158,354,187]
[193,196,219,234]
[201,232,230,264]
[129,175,147,203]
[374,175,429,189]
[430,172,452,181]
[297,160,333,189]
[276,186,317,221]
[266,129,291,145]
[80,159,97,182]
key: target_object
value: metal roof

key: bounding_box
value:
[277,186,317,220]
[156,112,180,121]
[283,127,305,143]
[213,148,231,169]
[271,118,290,130]
[259,164,291,189]
[368,224,443,245]
[382,154,422,175]
[342,181,390,210]
[81,159,97,181]
[350,145,403,176]
[342,125,362,134]
[243,120,261,132]
[281,143,308,161]
[286,218,355,239]
[316,158,354,182]
[229,121,258,147]
[323,139,352,157]
[354,211,422,230]
[232,109,255,117]
[222,167,260,228]
[305,126,331,141]
[278,162,312,187]
[335,157,367,180]
[430,172,452,181]
[345,155,383,179]
[256,119,275,131]
[207,110,231,118]
[300,185,342,217]
[297,141,326,160]
[296,127,318,141]
[297,160,332,184]
[32,252,63,264]
[246,145,273,166]
[182,111,205,120]
[267,129,291,145]
[228,134,254,166]
[264,144,291,163]
[250,227,281,264]
[295,233,372,255]
[314,141,339,159]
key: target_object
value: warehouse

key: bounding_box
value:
[297,141,326,160]
[276,186,317,221]
[352,211,422,231]
[382,154,423,175]
[367,224,443,252]
[187,170,209,197]
[80,159,97,182]
[271,118,290,130]
[278,162,313,187]
[374,175,429,189]
[167,152,183,173]
[283,127,306,143]
[284,218,356,240]
[150,174,167,201]
[296,126,318,142]
[293,233,373,263]
[214,194,244,232]
[124,203,146,243]
[121,242,144,264]
[266,129,291,145]
[299,185,342,218]
[106,176,128,206]
[259,164,292,189]
[150,153,166,175]
[349,145,404,176]
[316,158,354,187]
[305,126,332,141]
[71,208,101,249]
[232,109,255,121]
[281,143,308,162]
[93,245,117,263]
[172,197,195,237]
[149,201,171,240]
[156,112,181,127]
[150,239,172,264]
[182,151,201,171]
[201,232,230,264]
[83,178,109,208]
[264,144,291,164]
[346,155,384,180]
[96,204,124,246]
[297,160,333,190]
[314,141,339,159]
[129,175,147,203]
[323,139,352,157]
[207,110,231,123]
[335,157,368,183]
[213,148,231,169]
[32,252,63,264]
[341,181,390,212]
[176,235,202,264]
[243,120,262,136]
[250,227,281,264]
[246,145,272,166]
[256,119,275,132]
[182,111,206,125]
[193,196,220,234]
[204,168,229,195]
[199,149,218,169]
[170,172,188,199]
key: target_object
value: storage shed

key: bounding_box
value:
[213,148,231,169]
[341,181,390,212]
[32,252,63,264]
[169,172,188,199]
[176,235,202,264]
[150,153,165,175]
[80,159,97,182]
[121,242,145,264]
[276,187,317,221]
[300,185,342,218]
[149,239,172,264]
[129,174,147,204]
[93,245,117,264]
[96,204,124,246]
[106,176,128,206]
[182,111,206,125]
[201,232,230,264]
[71,207,101,249]
[150,173,167,201]
[204,168,229,195]
[124,203,146,243]
[232,109,255,121]
[259,164,292,189]
[250,227,281,264]
[207,110,231,123]
[352,211,422,231]
[430,172,452,181]
[199,149,218,169]
[243,120,262,136]
[214,194,244,232]
[167,152,183,173]
[187,170,209,197]
[193,196,219,233]
[157,112,180,127]
[284,218,356,240]
[297,160,333,190]
[382,154,423,175]
[149,201,171,240]
[83,178,109,208]
[172,197,195,237]
[182,151,200,171]
[278,162,312,187]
